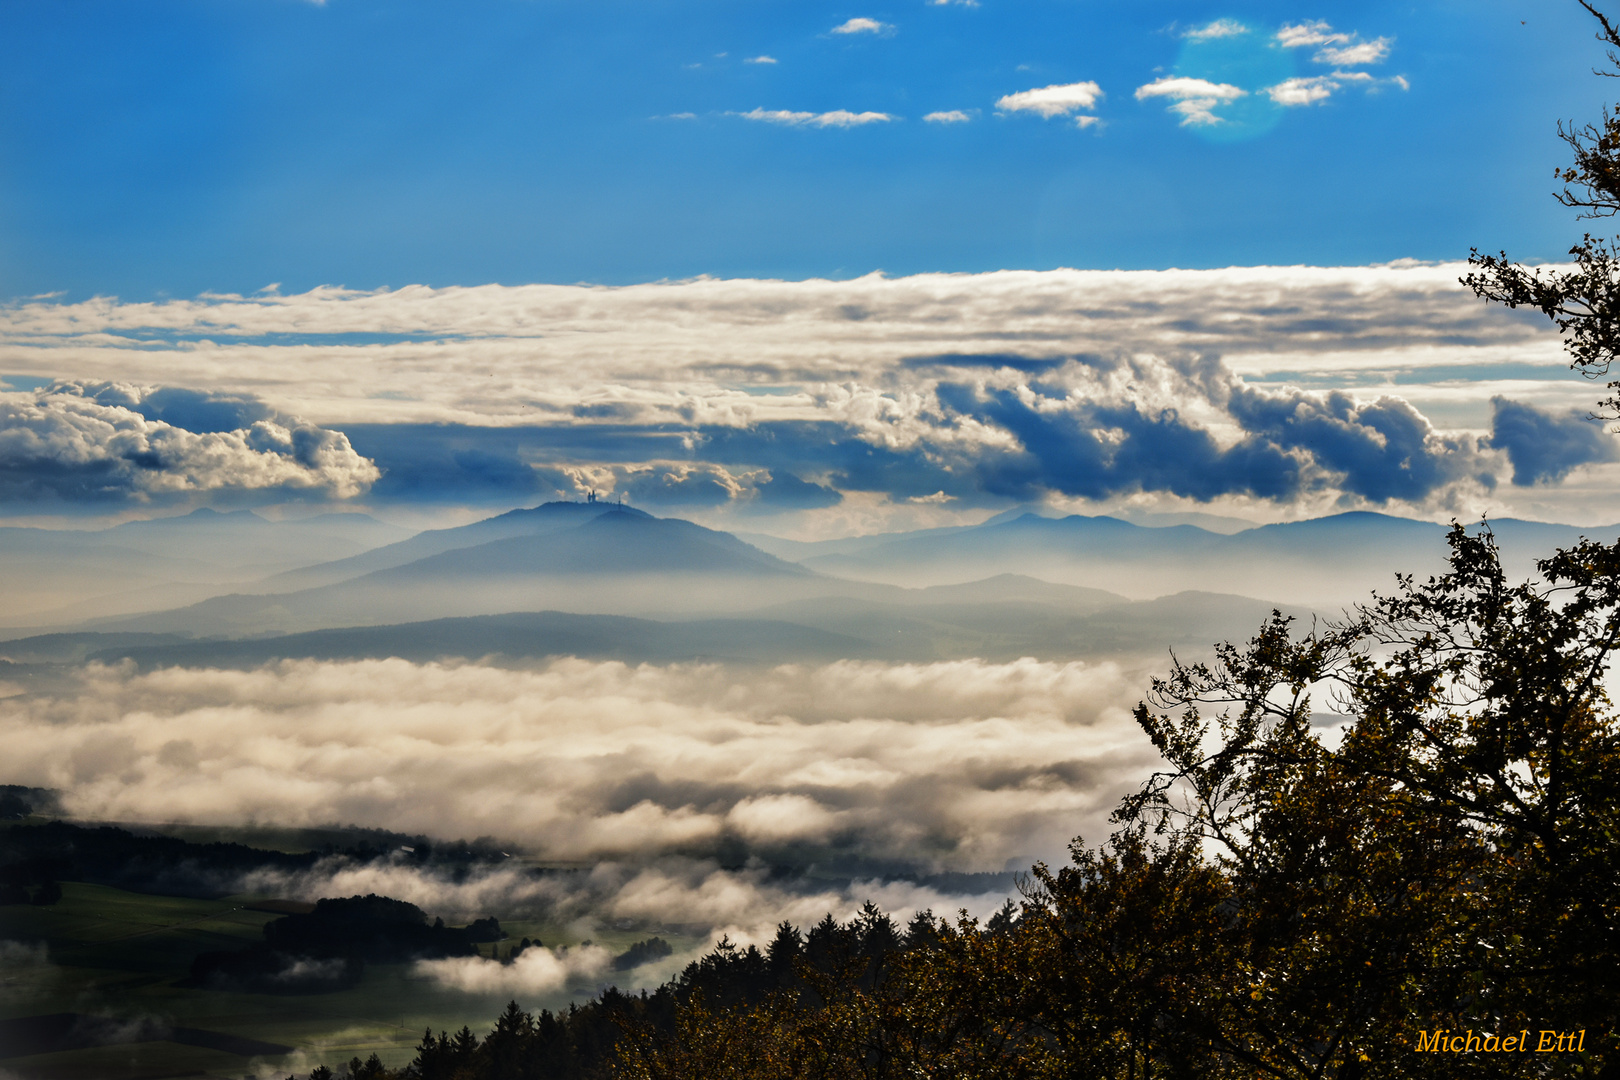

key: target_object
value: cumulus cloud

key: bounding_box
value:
[0,381,377,505]
[744,55,777,64]
[1267,69,1398,108]
[831,17,892,35]
[1134,77,1245,126]
[1276,20,1350,48]
[995,81,1102,119]
[735,107,893,127]
[1489,397,1618,485]
[2,657,1150,872]
[1267,76,1338,107]
[1275,21,1390,66]
[1184,19,1248,41]
[1316,39,1390,66]
[1227,386,1477,503]
[924,110,971,124]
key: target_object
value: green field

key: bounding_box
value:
[0,882,685,1080]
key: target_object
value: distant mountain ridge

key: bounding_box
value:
[73,505,824,637]
[784,510,1620,607]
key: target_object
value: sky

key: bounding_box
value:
[1,0,1616,533]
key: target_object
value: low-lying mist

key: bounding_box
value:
[2,655,1152,873]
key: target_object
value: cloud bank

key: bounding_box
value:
[3,657,1148,871]
[0,265,1602,523]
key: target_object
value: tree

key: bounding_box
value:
[1117,524,1620,1076]
[1465,2,1620,419]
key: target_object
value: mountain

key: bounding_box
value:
[256,500,650,592]
[39,585,1311,670]
[787,511,1620,608]
[81,508,830,637]
[0,509,412,627]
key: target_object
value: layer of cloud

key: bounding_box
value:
[0,265,1592,520]
[0,381,377,506]
[734,107,893,128]
[831,17,892,35]
[2,657,1149,871]
[744,55,777,65]
[923,110,971,124]
[1134,77,1246,126]
[995,81,1102,119]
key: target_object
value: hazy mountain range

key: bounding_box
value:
[1,501,1611,670]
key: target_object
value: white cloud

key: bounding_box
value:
[1134,76,1246,126]
[744,55,778,65]
[0,382,378,503]
[1266,69,1395,107]
[923,110,971,124]
[1185,18,1248,41]
[0,262,1585,526]
[1276,21,1391,66]
[929,0,979,6]
[1267,76,1337,107]
[1317,38,1390,66]
[831,17,892,35]
[415,943,613,996]
[659,112,697,120]
[735,107,893,128]
[1276,20,1350,48]
[2,657,1148,872]
[995,81,1103,119]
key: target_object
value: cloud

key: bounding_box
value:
[1488,397,1618,485]
[1276,21,1350,48]
[1184,19,1248,41]
[1316,38,1390,66]
[1134,77,1245,126]
[0,265,1582,517]
[928,0,979,6]
[995,81,1103,119]
[1266,69,1397,108]
[1228,386,1476,503]
[924,110,971,124]
[734,108,893,128]
[1275,21,1390,66]
[0,381,378,506]
[0,657,1149,873]
[1267,77,1337,107]
[415,943,613,996]
[937,381,1301,502]
[235,854,1017,989]
[831,17,892,35]
[744,55,778,65]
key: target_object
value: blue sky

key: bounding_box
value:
[3,1,1618,533]
[0,1,1587,298]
